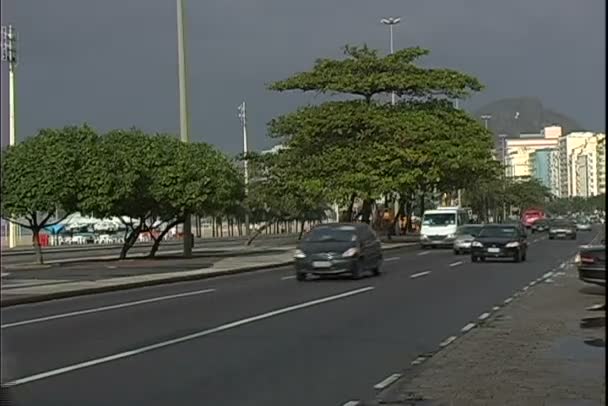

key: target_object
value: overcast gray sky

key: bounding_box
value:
[1,0,605,154]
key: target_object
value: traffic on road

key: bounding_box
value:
[1,223,602,406]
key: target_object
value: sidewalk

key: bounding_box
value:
[0,242,415,307]
[368,261,605,405]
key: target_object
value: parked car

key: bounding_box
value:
[531,218,550,233]
[294,223,382,281]
[471,224,528,263]
[453,224,484,255]
[548,219,577,240]
[576,239,606,286]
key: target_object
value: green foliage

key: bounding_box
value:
[266,44,493,222]
[546,194,606,214]
[1,125,97,223]
[1,124,98,263]
[270,45,483,101]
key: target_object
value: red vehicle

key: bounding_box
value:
[521,208,545,228]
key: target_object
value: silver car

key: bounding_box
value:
[453,224,484,255]
[576,221,592,231]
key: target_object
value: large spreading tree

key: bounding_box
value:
[267,45,495,224]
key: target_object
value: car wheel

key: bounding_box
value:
[372,264,381,276]
[352,259,363,280]
[472,255,479,263]
[454,249,460,255]
[522,251,527,261]
[572,235,577,240]
[513,250,521,262]
[549,236,554,240]
[296,272,307,281]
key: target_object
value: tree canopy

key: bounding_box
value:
[267,45,494,223]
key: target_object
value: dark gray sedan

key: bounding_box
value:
[294,223,383,281]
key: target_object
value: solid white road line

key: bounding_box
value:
[449,261,463,267]
[478,312,490,321]
[461,323,476,333]
[410,271,431,279]
[1,289,217,329]
[385,257,400,262]
[417,251,430,256]
[439,336,457,347]
[543,271,554,279]
[281,275,296,280]
[4,286,375,387]
[342,401,361,406]
[373,373,402,390]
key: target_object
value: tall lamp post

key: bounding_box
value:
[176,0,192,256]
[381,17,400,106]
[238,101,250,235]
[2,24,18,248]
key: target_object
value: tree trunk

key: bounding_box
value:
[419,192,426,219]
[344,193,357,222]
[32,228,44,265]
[148,220,181,258]
[119,226,142,260]
[298,220,306,240]
[246,222,272,246]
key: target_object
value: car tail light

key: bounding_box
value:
[581,255,595,264]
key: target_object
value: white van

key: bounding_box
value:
[420,207,470,248]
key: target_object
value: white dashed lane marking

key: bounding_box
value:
[449,261,464,267]
[373,373,402,390]
[410,271,431,279]
[478,312,491,321]
[417,251,430,256]
[439,336,458,347]
[385,257,400,262]
[461,323,476,333]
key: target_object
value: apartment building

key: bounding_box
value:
[559,132,605,197]
[505,126,561,179]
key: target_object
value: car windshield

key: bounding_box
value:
[422,213,456,226]
[456,226,481,236]
[304,226,357,242]
[478,227,519,238]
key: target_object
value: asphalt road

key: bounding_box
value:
[1,227,602,406]
[1,235,297,266]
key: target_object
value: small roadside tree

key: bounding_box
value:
[1,125,98,264]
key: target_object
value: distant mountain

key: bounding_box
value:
[472,97,583,141]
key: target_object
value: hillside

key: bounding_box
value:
[472,97,583,141]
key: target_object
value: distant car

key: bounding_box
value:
[575,220,592,231]
[294,223,383,281]
[470,224,528,262]
[576,239,606,286]
[453,224,484,255]
[548,219,577,240]
[531,218,549,233]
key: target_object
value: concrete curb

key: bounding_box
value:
[0,243,414,307]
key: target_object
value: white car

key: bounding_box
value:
[576,222,592,231]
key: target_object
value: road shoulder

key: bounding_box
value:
[370,262,606,405]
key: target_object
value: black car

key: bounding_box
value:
[531,218,549,233]
[576,239,606,286]
[294,223,383,281]
[548,219,577,240]
[470,224,528,262]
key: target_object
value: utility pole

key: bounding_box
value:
[2,25,19,248]
[381,17,400,106]
[238,101,250,235]
[176,0,192,256]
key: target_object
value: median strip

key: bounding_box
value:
[4,286,375,387]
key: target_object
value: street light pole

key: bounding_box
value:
[238,101,250,235]
[2,25,19,248]
[176,0,192,256]
[381,17,400,106]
